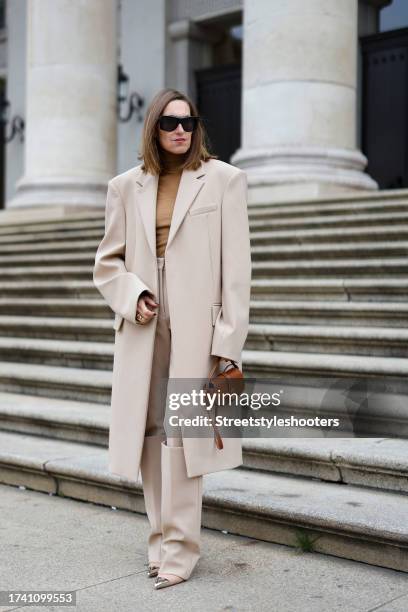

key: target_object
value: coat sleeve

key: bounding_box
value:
[93,180,154,325]
[210,169,252,363]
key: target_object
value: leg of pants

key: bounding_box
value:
[140,256,203,578]
[159,440,203,580]
[140,258,169,563]
[139,434,165,563]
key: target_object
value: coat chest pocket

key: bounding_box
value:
[113,313,124,331]
[211,303,222,326]
[189,203,218,216]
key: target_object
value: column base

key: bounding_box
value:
[7,176,109,209]
[231,145,379,204]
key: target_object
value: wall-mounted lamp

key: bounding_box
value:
[117,64,144,123]
[1,99,25,143]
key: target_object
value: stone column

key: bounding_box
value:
[232,0,378,203]
[8,0,117,209]
[167,20,219,102]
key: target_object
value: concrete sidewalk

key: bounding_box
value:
[1,483,407,612]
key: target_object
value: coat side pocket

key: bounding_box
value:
[211,303,222,326]
[113,313,124,331]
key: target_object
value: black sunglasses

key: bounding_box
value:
[158,115,200,132]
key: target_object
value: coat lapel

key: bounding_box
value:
[136,160,207,259]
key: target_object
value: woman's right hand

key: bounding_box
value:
[135,291,159,324]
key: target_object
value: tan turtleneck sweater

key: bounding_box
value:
[156,149,187,257]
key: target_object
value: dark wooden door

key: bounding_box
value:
[361,27,408,189]
[195,63,241,163]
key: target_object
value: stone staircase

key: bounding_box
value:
[1,190,408,572]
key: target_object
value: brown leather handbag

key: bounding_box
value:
[202,357,245,450]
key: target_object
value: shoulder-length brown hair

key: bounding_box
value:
[138,88,217,175]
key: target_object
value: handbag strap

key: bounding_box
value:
[207,357,239,451]
[209,356,238,380]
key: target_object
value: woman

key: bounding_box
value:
[93,88,251,590]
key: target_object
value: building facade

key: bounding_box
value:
[1,0,407,210]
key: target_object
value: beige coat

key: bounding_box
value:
[93,157,252,479]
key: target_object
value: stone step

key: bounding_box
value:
[243,349,408,394]
[0,297,108,316]
[0,361,111,403]
[2,234,408,260]
[0,213,104,236]
[0,391,109,445]
[0,392,406,494]
[1,321,407,370]
[0,429,407,572]
[251,224,408,245]
[3,259,408,281]
[1,278,408,304]
[252,258,408,278]
[0,281,99,298]
[249,210,408,231]
[1,315,405,356]
[0,252,96,267]
[1,348,408,403]
[248,196,408,219]
[1,210,391,244]
[247,323,408,357]
[0,302,405,346]
[2,221,408,252]
[0,275,408,304]
[0,192,406,237]
[7,300,408,329]
[2,222,408,256]
[243,437,408,494]
[0,228,104,247]
[0,315,114,340]
[0,298,108,320]
[0,265,92,280]
[1,191,406,230]
[0,238,100,255]
[0,336,113,370]
[251,300,408,326]
[251,278,408,301]
[3,240,408,266]
[251,241,408,261]
[1,213,408,250]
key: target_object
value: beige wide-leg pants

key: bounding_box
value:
[139,256,203,581]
